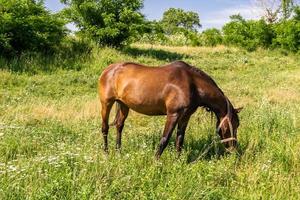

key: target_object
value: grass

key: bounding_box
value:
[0,44,300,199]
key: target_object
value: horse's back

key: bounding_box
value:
[99,61,191,86]
[99,61,194,115]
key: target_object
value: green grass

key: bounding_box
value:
[1,44,300,199]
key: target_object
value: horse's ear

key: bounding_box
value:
[235,107,243,113]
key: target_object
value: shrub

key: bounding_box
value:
[186,31,201,46]
[248,20,274,48]
[200,28,223,46]
[165,33,189,46]
[222,15,273,51]
[138,21,168,45]
[272,20,300,52]
[0,0,67,56]
[222,15,248,47]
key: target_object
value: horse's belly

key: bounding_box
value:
[129,105,166,116]
[114,68,191,115]
[118,87,167,115]
[120,97,167,115]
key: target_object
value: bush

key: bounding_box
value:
[200,28,223,46]
[138,21,168,45]
[186,31,201,46]
[0,0,67,56]
[166,33,190,46]
[222,15,273,51]
[248,20,274,48]
[272,20,300,52]
[222,15,248,47]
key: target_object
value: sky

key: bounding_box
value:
[45,0,261,30]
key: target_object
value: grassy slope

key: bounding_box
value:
[0,44,300,199]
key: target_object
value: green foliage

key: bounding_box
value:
[139,8,201,47]
[222,18,250,49]
[223,15,273,51]
[138,20,168,45]
[200,28,223,46]
[248,20,274,48]
[139,32,201,47]
[293,5,300,21]
[61,0,145,47]
[185,31,201,46]
[0,36,92,73]
[272,19,300,52]
[281,0,295,20]
[140,4,300,52]
[166,33,191,46]
[0,0,67,56]
[161,8,201,35]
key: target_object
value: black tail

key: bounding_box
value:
[110,101,121,126]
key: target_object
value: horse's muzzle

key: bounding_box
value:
[221,137,238,152]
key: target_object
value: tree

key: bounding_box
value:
[272,3,300,52]
[0,0,67,56]
[161,8,201,35]
[281,0,294,19]
[252,0,298,22]
[294,5,300,20]
[61,0,145,47]
[253,0,281,23]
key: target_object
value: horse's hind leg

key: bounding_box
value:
[155,112,180,159]
[101,100,114,152]
[115,102,129,150]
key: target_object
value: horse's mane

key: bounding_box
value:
[173,61,225,96]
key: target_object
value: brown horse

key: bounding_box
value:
[98,61,242,158]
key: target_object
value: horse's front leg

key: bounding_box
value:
[176,114,191,154]
[155,112,180,159]
[176,106,197,154]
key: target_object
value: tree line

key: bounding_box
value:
[1,0,300,57]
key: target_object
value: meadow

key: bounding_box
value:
[0,44,300,199]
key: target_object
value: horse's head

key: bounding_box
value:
[217,105,243,151]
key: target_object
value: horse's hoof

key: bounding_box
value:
[155,153,161,160]
[115,148,122,153]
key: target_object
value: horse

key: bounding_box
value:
[98,61,242,159]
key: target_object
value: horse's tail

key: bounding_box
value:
[110,101,121,126]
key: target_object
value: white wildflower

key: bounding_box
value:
[8,165,17,172]
[47,156,59,165]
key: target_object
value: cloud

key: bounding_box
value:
[201,4,261,30]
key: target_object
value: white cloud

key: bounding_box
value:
[201,4,261,30]
[66,22,78,32]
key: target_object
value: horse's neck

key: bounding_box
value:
[202,93,230,121]
[214,97,230,121]
[192,71,231,120]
